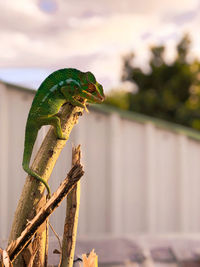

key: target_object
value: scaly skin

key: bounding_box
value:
[22,68,105,198]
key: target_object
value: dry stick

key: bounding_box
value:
[6,163,84,263]
[8,104,84,267]
[32,195,49,267]
[0,248,13,267]
[48,222,62,254]
[60,145,81,267]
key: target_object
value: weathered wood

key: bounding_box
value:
[60,145,81,267]
[6,163,84,263]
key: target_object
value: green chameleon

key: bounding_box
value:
[22,68,105,198]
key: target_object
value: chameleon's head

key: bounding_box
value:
[81,71,105,104]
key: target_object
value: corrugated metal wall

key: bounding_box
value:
[1,81,200,241]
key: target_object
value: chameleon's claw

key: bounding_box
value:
[82,99,89,113]
[58,134,67,140]
[84,103,89,113]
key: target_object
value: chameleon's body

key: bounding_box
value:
[22,68,104,197]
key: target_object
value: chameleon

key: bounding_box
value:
[22,68,105,198]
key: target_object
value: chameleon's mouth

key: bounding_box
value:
[95,90,105,102]
[82,89,105,103]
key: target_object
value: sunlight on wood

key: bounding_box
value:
[82,249,98,267]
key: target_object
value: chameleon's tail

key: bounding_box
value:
[23,165,51,198]
[22,122,51,198]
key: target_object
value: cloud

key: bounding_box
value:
[0,0,49,32]
[0,0,199,88]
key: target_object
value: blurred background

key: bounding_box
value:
[1,0,200,129]
[1,0,200,265]
[1,0,200,90]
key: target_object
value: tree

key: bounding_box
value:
[105,35,200,130]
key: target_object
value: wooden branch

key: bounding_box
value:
[8,104,84,266]
[29,195,48,267]
[6,163,84,263]
[60,145,81,267]
[0,248,13,267]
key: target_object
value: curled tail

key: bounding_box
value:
[22,122,51,197]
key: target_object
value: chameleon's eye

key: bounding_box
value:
[87,83,96,93]
[86,72,96,84]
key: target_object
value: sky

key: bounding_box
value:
[0,0,200,91]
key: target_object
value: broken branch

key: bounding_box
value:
[6,163,84,263]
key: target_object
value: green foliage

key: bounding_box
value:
[106,34,200,130]
[105,89,130,110]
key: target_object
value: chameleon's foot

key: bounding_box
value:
[82,99,89,113]
[57,134,67,140]
[84,103,89,113]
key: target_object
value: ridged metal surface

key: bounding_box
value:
[0,82,200,241]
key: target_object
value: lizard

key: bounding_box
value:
[22,68,105,198]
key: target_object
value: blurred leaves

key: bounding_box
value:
[105,89,130,110]
[105,34,200,130]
